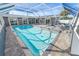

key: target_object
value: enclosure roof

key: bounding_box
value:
[63,3,79,16]
[8,3,79,16]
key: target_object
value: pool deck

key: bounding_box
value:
[5,26,71,56]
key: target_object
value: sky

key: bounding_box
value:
[9,3,79,16]
[9,3,64,16]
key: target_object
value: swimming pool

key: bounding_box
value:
[12,25,59,56]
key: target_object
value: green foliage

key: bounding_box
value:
[60,10,73,20]
[60,10,69,16]
[60,16,73,20]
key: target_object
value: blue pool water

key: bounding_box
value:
[13,25,59,56]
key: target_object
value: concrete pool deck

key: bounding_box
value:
[5,26,71,56]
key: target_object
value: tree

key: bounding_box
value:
[60,10,70,20]
[60,10,69,16]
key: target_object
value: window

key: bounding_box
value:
[36,18,40,24]
[23,19,27,24]
[17,17,22,25]
[28,18,35,24]
[40,18,45,25]
[10,19,17,25]
[46,19,50,25]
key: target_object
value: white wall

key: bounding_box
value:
[71,18,79,55]
[71,31,79,55]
